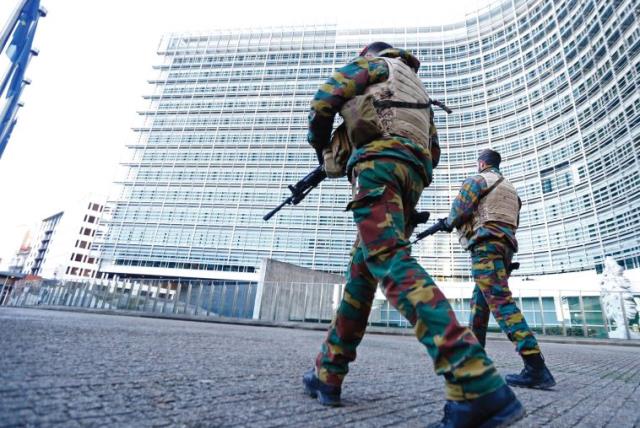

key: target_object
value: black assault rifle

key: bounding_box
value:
[413,219,521,274]
[413,218,450,243]
[263,165,327,221]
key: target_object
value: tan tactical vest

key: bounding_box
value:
[457,170,520,249]
[474,171,519,229]
[340,57,431,151]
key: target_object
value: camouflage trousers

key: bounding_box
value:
[469,240,540,356]
[315,158,505,401]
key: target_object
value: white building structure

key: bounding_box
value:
[100,0,640,282]
[24,197,106,280]
[8,231,32,273]
[93,0,640,338]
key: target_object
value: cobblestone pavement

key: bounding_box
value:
[1,307,639,427]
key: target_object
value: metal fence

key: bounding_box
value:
[0,278,257,319]
[2,277,639,340]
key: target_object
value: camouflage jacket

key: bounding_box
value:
[446,167,520,251]
[307,48,437,185]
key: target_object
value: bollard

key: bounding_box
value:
[123,280,132,310]
[53,283,64,306]
[218,283,227,316]
[72,282,82,307]
[184,282,193,315]
[599,296,608,332]
[0,277,9,305]
[100,280,110,309]
[271,282,280,321]
[173,282,182,314]
[578,291,588,337]
[318,284,324,323]
[559,291,567,336]
[194,281,204,316]
[78,281,90,307]
[242,283,253,318]
[152,280,159,313]
[206,282,215,317]
[286,283,297,322]
[132,281,142,311]
[538,290,546,335]
[619,291,631,340]
[302,284,309,322]
[44,283,55,306]
[231,283,240,318]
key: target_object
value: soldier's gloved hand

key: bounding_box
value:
[437,218,454,233]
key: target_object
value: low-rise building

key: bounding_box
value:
[8,231,33,273]
[24,197,106,280]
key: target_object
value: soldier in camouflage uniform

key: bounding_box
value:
[302,42,525,428]
[443,149,556,390]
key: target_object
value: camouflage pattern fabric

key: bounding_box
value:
[315,156,505,401]
[446,166,519,251]
[307,48,437,185]
[470,240,541,356]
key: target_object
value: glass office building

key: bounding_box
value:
[99,0,640,281]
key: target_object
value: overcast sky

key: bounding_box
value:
[0,0,496,268]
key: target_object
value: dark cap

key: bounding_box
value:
[359,41,393,56]
[478,149,501,167]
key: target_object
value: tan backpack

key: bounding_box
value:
[322,123,352,178]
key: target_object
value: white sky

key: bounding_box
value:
[0,0,497,268]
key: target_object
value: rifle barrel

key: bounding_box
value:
[414,222,444,243]
[263,198,290,221]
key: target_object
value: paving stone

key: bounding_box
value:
[1,307,639,427]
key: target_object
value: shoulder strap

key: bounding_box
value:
[373,99,430,109]
[480,176,504,200]
[373,99,452,113]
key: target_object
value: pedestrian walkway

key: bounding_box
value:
[1,307,639,427]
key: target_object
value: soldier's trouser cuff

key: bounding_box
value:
[520,348,541,356]
[316,366,345,388]
[513,331,541,356]
[445,370,505,401]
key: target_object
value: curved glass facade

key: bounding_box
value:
[99,0,640,280]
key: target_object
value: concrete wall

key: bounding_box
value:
[254,259,345,322]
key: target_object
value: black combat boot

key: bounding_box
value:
[428,384,525,428]
[505,353,556,389]
[302,368,341,406]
